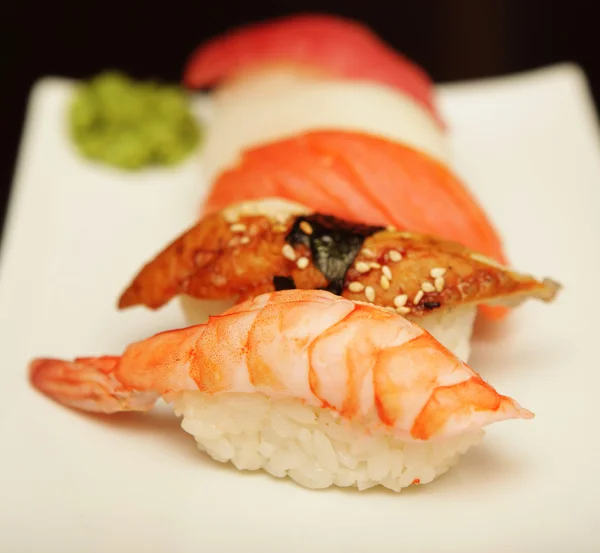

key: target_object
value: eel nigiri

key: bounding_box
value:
[201,131,507,267]
[118,199,561,361]
[183,13,442,125]
[30,289,532,492]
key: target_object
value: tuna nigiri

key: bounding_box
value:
[184,14,450,181]
[201,131,507,267]
[30,289,532,492]
[117,199,561,361]
[183,13,442,125]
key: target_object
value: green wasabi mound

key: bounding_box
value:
[69,71,202,170]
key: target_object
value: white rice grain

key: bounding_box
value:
[180,418,222,441]
[203,437,235,462]
[333,469,356,488]
[313,430,340,472]
[268,447,307,475]
[297,428,315,456]
[279,400,318,425]
[367,441,391,481]
[389,450,406,478]
[232,435,263,471]
[289,461,334,490]
[258,441,277,459]
[270,411,298,439]
[337,448,360,470]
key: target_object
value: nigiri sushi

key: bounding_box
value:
[118,199,561,361]
[183,13,442,124]
[200,131,507,267]
[30,289,532,492]
[183,14,451,182]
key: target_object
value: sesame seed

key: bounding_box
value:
[384,306,396,314]
[386,225,397,232]
[361,248,376,258]
[393,294,408,307]
[430,267,446,278]
[282,244,297,261]
[355,261,371,273]
[230,223,247,233]
[435,276,445,292]
[396,306,411,315]
[382,265,392,280]
[348,281,365,293]
[380,275,390,290]
[299,221,313,235]
[413,290,424,305]
[272,224,287,234]
[370,262,381,269]
[239,236,251,245]
[388,250,402,263]
[296,256,309,269]
[421,281,436,293]
[365,286,376,302]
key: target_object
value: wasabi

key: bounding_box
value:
[69,71,202,170]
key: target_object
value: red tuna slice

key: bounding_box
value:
[183,13,443,126]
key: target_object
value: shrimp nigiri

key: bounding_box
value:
[183,13,442,124]
[30,290,532,492]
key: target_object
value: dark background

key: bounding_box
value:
[3,0,597,240]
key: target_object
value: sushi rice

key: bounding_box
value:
[202,75,451,182]
[173,391,484,491]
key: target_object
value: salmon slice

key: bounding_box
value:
[183,13,442,125]
[202,131,508,266]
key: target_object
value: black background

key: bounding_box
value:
[3,0,597,241]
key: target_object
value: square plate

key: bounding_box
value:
[1,63,599,553]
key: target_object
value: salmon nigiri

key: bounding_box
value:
[183,13,442,126]
[202,130,507,266]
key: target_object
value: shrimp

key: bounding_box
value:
[30,290,531,441]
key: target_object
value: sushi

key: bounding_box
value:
[199,131,507,266]
[183,14,450,182]
[183,13,442,123]
[30,289,532,492]
[117,199,561,361]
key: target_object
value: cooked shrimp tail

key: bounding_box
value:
[29,356,160,414]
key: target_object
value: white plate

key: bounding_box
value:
[1,64,599,553]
